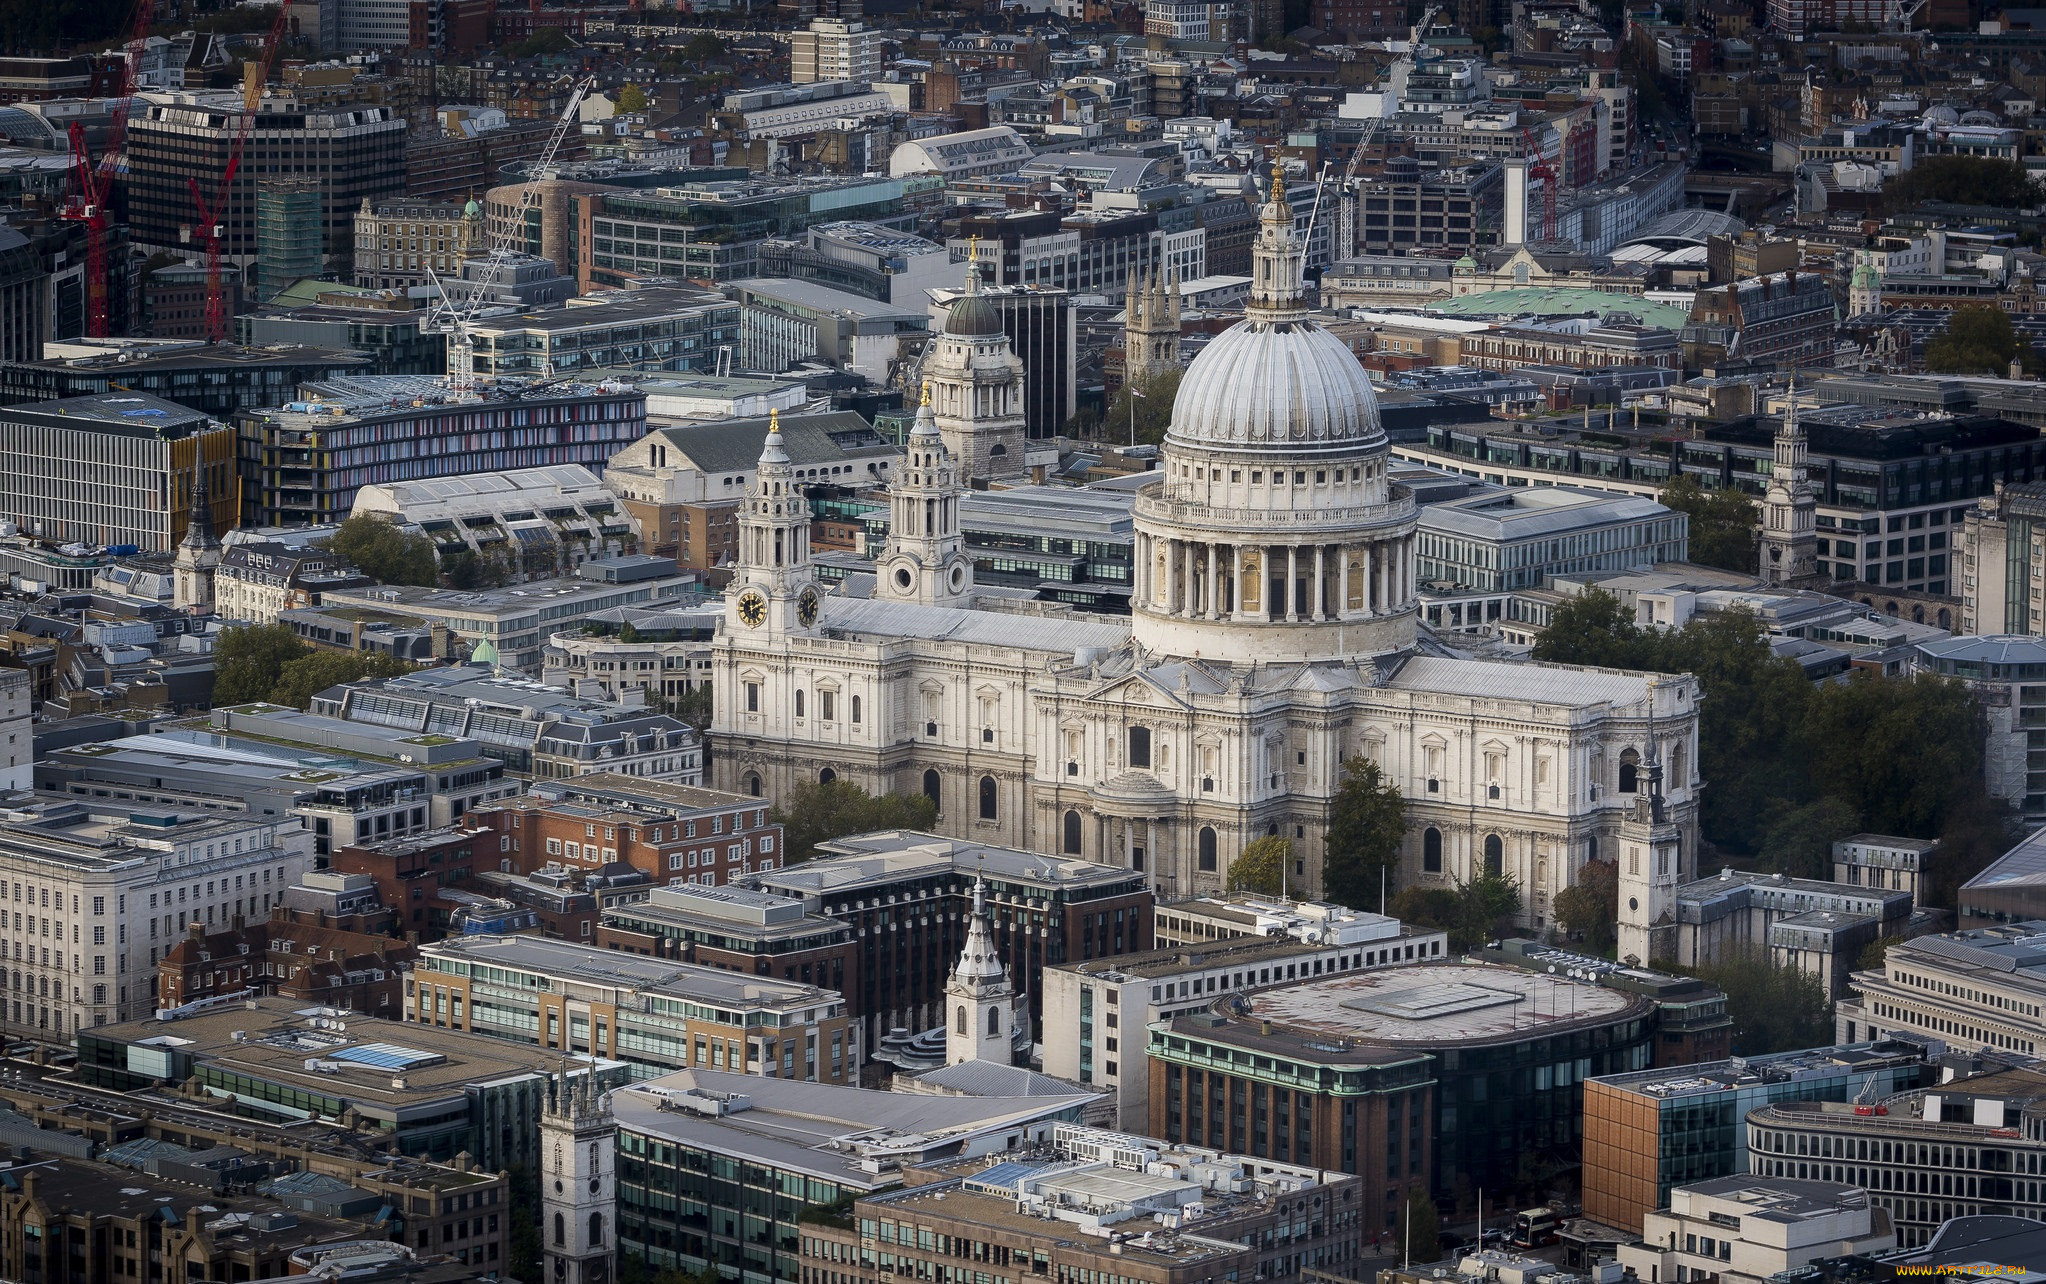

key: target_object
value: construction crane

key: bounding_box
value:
[186,0,291,344]
[63,0,155,339]
[430,75,594,388]
[1335,4,1439,258]
[1519,121,1559,244]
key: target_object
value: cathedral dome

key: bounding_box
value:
[1167,317,1383,458]
[946,291,1004,337]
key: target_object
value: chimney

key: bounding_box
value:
[188,922,206,942]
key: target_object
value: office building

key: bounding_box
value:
[1834,834,1938,899]
[0,226,46,365]
[463,287,739,379]
[1957,481,2045,636]
[1684,270,1838,370]
[311,667,703,781]
[958,205,1206,295]
[410,933,861,1081]
[232,298,444,376]
[80,996,628,1172]
[789,19,879,84]
[611,1069,1095,1279]
[1960,827,2046,925]
[124,95,408,275]
[806,1125,1363,1284]
[1666,868,1918,1000]
[597,883,857,994]
[0,339,370,419]
[1617,1178,1896,1281]
[1836,920,2046,1055]
[1400,413,2046,597]
[1354,159,1505,256]
[1044,901,1447,1129]
[0,797,312,1039]
[467,773,785,890]
[34,721,508,859]
[1580,1040,1934,1233]
[352,197,487,290]
[351,465,638,581]
[237,375,648,528]
[603,411,897,571]
[751,833,1153,1044]
[1744,1060,2046,1249]
[1148,961,1659,1224]
[887,127,1035,182]
[1460,320,1682,371]
[541,603,720,702]
[158,907,419,1015]
[0,392,234,552]
[213,540,373,625]
[1415,486,1688,593]
[579,175,915,289]
[729,278,928,383]
[1478,939,1734,1065]
[256,177,326,301]
[1914,635,2046,825]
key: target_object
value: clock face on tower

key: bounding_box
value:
[797,586,820,627]
[737,590,767,629]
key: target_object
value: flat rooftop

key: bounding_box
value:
[92,996,621,1108]
[1588,1038,1933,1100]
[418,934,842,1012]
[611,1069,1094,1188]
[0,391,216,437]
[763,832,1147,897]
[1240,963,1641,1046]
[870,1182,1244,1267]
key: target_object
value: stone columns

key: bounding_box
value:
[1284,547,1297,621]
[1205,544,1218,617]
[1312,546,1325,620]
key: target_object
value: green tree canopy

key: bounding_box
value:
[327,514,439,587]
[1676,951,1832,1055]
[1925,303,2040,376]
[770,779,938,863]
[1397,1190,1440,1264]
[1226,835,1290,897]
[1754,796,1860,880]
[443,545,516,590]
[269,649,414,710]
[1659,474,1759,574]
[680,32,728,60]
[1322,756,1405,911]
[1552,857,1617,956]
[615,83,649,114]
[1392,871,1522,952]
[1102,368,1181,447]
[212,623,308,706]
[1889,156,2042,211]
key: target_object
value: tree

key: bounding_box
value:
[327,514,438,587]
[1888,156,2041,212]
[770,779,938,863]
[1925,303,2040,376]
[443,545,516,590]
[507,1166,542,1283]
[212,623,308,706]
[1531,587,1648,670]
[1679,951,1831,1055]
[1755,796,1860,880]
[1805,671,1985,839]
[1323,756,1406,911]
[670,684,712,733]
[1450,871,1523,952]
[1227,835,1290,896]
[1396,1190,1440,1264]
[615,83,649,114]
[1552,857,1618,956]
[1100,368,1181,447]
[268,649,413,710]
[681,31,728,60]
[1660,475,1759,574]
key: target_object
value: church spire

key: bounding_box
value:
[1248,162,1307,323]
[877,383,971,607]
[174,468,223,613]
[945,865,1015,1066]
[1758,376,1817,585]
[728,409,817,633]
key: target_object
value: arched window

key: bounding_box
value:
[988,1006,1001,1035]
[743,772,762,798]
[956,1005,967,1035]
[819,767,837,785]
[1586,834,1599,863]
[1423,827,1443,873]
[589,1213,603,1247]
[1483,833,1503,877]
[923,769,941,810]
[978,775,997,820]
[1198,827,1218,872]
[1063,810,1083,855]
[1618,749,1640,794]
[1670,741,1686,788]
[554,1213,564,1246]
[794,690,805,719]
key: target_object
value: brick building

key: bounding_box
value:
[330,825,491,940]
[469,773,786,889]
[157,906,420,1015]
[598,883,859,996]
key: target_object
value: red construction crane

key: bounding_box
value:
[1519,122,1558,244]
[62,0,155,338]
[187,0,291,344]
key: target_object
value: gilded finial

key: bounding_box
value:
[1270,161,1285,204]
[769,407,780,432]
[920,380,931,408]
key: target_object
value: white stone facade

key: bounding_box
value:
[709,171,1701,922]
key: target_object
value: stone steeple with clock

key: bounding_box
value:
[541,1065,617,1284]
[874,386,972,608]
[728,411,823,637]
